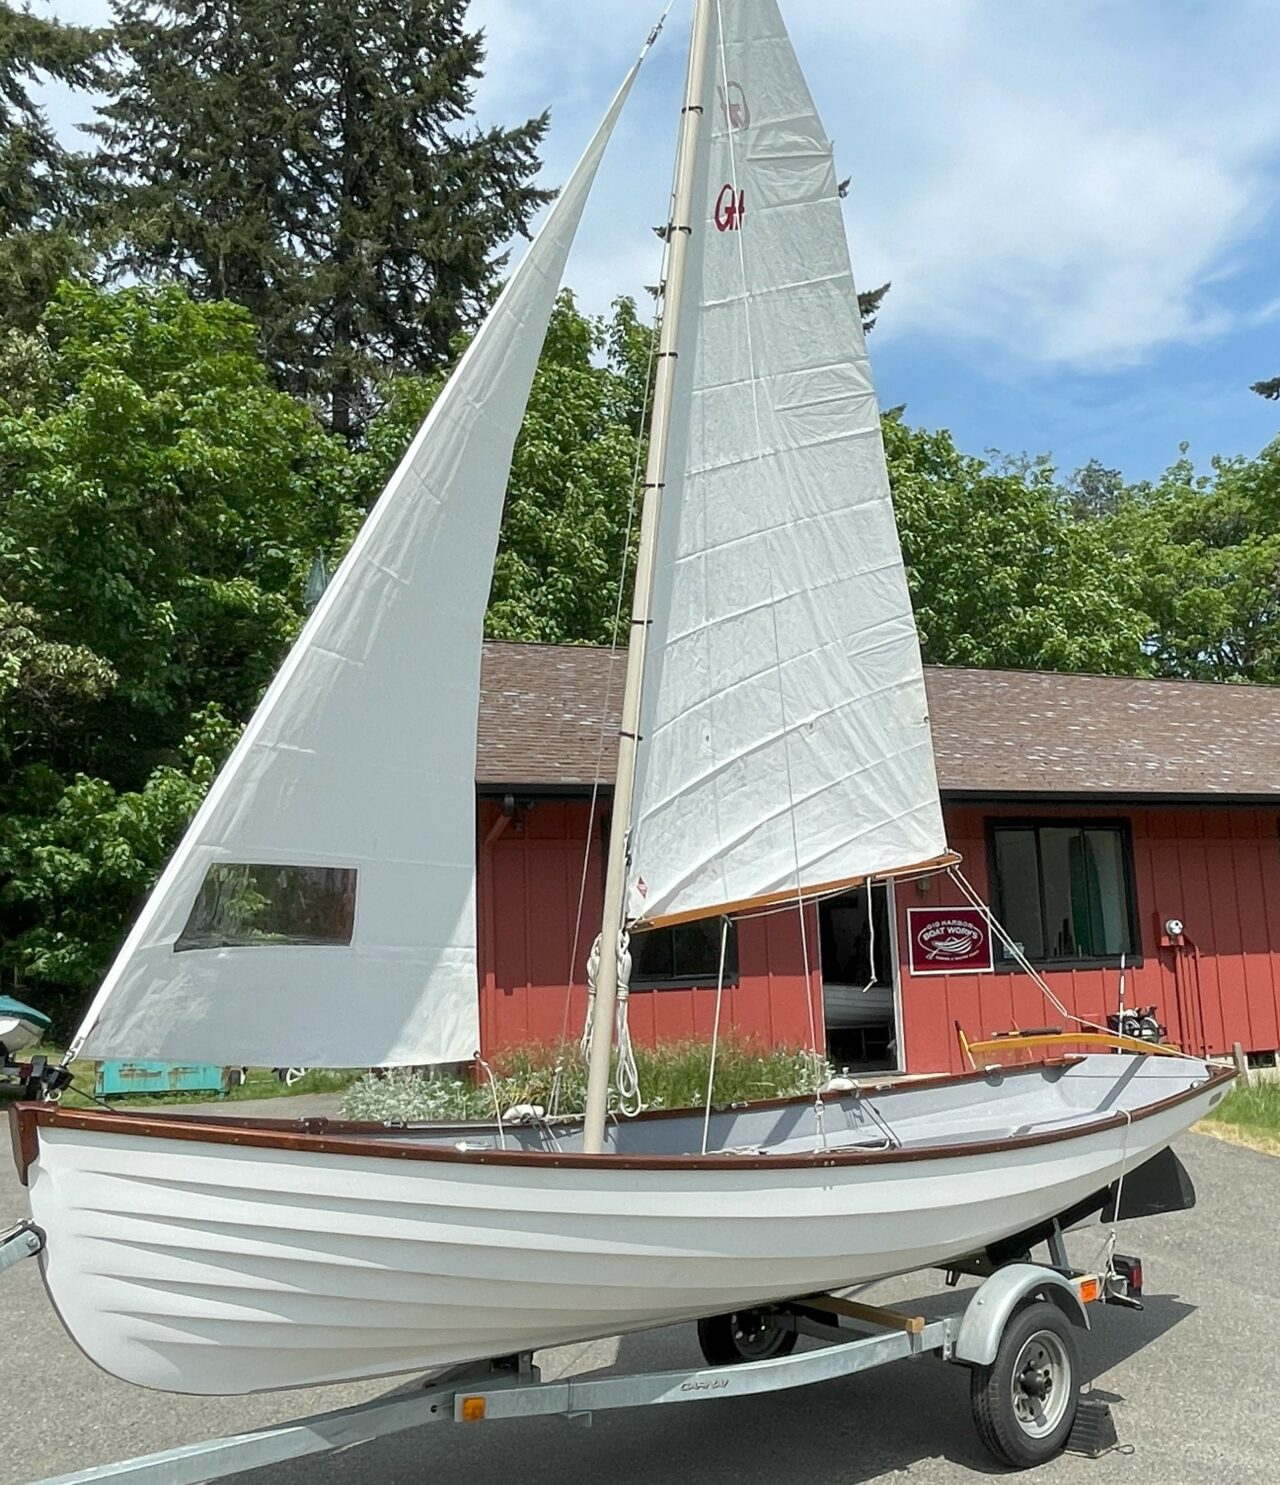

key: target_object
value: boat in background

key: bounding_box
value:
[0,994,48,1058]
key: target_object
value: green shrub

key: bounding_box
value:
[340,1041,825,1122]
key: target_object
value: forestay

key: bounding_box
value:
[627,0,949,928]
[73,63,642,1069]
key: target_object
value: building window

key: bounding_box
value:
[629,918,738,988]
[176,864,357,950]
[989,821,1137,965]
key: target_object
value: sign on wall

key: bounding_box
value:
[906,906,993,976]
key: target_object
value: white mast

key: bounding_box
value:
[581,0,714,1154]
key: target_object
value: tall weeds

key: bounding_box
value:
[340,1041,824,1122]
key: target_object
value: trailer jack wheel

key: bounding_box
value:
[696,1307,797,1365]
[969,1300,1080,1468]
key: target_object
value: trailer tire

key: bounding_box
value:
[969,1300,1079,1469]
[696,1308,797,1365]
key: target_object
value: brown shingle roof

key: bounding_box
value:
[478,642,624,788]
[477,641,1280,800]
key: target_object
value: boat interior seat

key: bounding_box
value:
[884,1107,1116,1150]
[742,1102,1118,1158]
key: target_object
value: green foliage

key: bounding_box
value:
[0,3,102,330]
[1100,443,1280,683]
[0,597,117,773]
[885,416,1151,674]
[0,704,238,1027]
[340,1041,822,1121]
[489,293,650,644]
[92,0,550,435]
[857,281,890,335]
[1251,376,1280,401]
[1204,1079,1280,1138]
[0,282,357,785]
[1,263,1277,1038]
[357,292,652,646]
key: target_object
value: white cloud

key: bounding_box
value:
[39,0,1280,373]
[802,1,1280,369]
[481,0,1280,371]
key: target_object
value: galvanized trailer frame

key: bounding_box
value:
[4,1216,1124,1485]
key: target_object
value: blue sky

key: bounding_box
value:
[41,0,1280,483]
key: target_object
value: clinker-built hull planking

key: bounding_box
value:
[15,1054,1228,1395]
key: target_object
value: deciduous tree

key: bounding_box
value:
[0,282,356,787]
[884,416,1152,675]
[360,291,652,646]
[0,705,237,1026]
[1102,444,1280,684]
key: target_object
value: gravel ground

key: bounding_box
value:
[2,1119,1275,1485]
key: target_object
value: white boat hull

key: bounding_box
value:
[21,1055,1227,1395]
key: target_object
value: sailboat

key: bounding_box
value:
[11,0,1228,1397]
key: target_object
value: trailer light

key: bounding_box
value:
[460,1396,487,1422]
[1077,1276,1100,1304]
[1112,1254,1143,1298]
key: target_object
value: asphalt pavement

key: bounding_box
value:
[2,1120,1276,1485]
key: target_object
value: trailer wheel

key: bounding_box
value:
[696,1308,797,1365]
[969,1300,1079,1469]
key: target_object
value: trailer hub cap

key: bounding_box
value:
[1010,1332,1070,1437]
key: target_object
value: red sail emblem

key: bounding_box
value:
[717,81,750,130]
[714,184,745,232]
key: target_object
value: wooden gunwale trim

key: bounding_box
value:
[11,1061,1234,1179]
[27,1056,1088,1137]
[8,1104,38,1186]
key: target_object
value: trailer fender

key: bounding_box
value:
[953,1263,1089,1367]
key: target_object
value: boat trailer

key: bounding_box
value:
[3,1216,1140,1483]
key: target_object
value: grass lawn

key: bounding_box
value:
[1198,1077,1280,1156]
[30,1051,360,1110]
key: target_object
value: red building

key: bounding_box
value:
[475,642,1280,1076]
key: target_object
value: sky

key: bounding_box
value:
[39,0,1280,483]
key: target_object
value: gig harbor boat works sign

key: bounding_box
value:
[906,906,994,976]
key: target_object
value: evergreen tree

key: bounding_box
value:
[91,0,550,436]
[1252,376,1280,401]
[858,281,890,335]
[0,3,101,330]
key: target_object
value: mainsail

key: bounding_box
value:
[626,0,949,928]
[73,62,643,1069]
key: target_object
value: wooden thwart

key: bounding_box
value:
[802,1294,927,1335]
[956,1023,1185,1068]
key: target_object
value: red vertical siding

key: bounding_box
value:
[897,803,1280,1073]
[478,799,601,1055]
[477,797,1280,1072]
[478,801,821,1057]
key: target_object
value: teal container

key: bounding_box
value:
[96,1061,228,1097]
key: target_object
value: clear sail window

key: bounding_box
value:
[175,865,357,950]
